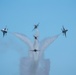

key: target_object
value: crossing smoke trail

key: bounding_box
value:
[39,34,60,60]
[13,32,60,75]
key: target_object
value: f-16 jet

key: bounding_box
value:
[62,26,68,37]
[32,23,39,31]
[30,49,40,52]
[33,35,38,40]
[1,27,8,37]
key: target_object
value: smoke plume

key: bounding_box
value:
[13,32,60,75]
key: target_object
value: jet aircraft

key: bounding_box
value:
[30,49,40,52]
[1,27,8,37]
[33,35,38,40]
[62,26,68,37]
[32,23,39,31]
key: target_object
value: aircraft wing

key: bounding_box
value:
[3,32,5,37]
[1,29,4,31]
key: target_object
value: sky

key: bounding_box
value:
[0,0,76,75]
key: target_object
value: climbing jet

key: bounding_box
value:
[1,27,8,37]
[30,49,40,52]
[33,35,38,40]
[62,26,68,37]
[32,23,39,31]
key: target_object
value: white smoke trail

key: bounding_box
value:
[0,38,15,53]
[12,32,34,58]
[34,29,39,37]
[33,36,40,61]
[20,57,50,75]
[36,59,50,75]
[39,34,60,60]
[13,33,33,50]
[13,32,60,75]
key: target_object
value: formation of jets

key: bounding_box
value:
[0,24,68,52]
[62,26,68,37]
[1,27,8,37]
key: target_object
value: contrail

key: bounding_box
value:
[39,34,60,60]
[13,32,60,75]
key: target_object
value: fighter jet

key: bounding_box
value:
[32,23,39,31]
[33,35,38,40]
[30,49,40,52]
[1,27,8,37]
[62,26,68,37]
